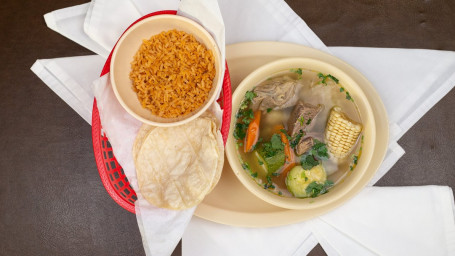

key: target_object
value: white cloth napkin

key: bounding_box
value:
[183,186,455,256]
[30,55,106,124]
[316,186,455,255]
[31,0,455,255]
[44,3,110,58]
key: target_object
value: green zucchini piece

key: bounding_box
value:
[285,165,327,198]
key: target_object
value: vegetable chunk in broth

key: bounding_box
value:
[233,68,363,198]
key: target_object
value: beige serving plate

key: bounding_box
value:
[194,41,389,227]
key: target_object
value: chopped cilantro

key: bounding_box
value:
[291,68,303,75]
[240,109,254,125]
[327,74,339,84]
[278,191,283,196]
[305,180,334,198]
[241,162,251,171]
[245,91,256,101]
[301,140,329,169]
[337,86,354,102]
[346,92,353,101]
[263,175,275,189]
[234,90,258,140]
[270,134,284,151]
[233,122,248,140]
[267,108,272,113]
[239,90,256,110]
[291,68,303,79]
[290,130,304,149]
[350,154,359,171]
[261,138,284,158]
[251,172,258,178]
[272,172,279,177]
[258,160,264,165]
[298,116,305,126]
[280,129,291,140]
[317,72,339,85]
[306,118,312,125]
[246,109,254,119]
[312,139,329,160]
[301,154,319,170]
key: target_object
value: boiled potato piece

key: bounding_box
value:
[285,165,327,198]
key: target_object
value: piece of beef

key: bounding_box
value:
[287,101,323,136]
[296,137,314,156]
[251,80,299,111]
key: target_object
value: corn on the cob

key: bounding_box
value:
[325,106,362,158]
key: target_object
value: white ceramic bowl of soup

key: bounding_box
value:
[225,57,388,210]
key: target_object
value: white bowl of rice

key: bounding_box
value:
[110,14,223,127]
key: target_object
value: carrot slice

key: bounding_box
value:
[274,125,296,176]
[244,110,262,153]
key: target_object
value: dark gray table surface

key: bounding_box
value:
[1,0,454,255]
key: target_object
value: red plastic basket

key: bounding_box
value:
[91,11,232,214]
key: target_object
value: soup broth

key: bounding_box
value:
[234,68,363,198]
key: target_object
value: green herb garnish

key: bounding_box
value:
[306,118,312,125]
[241,163,251,171]
[337,86,354,102]
[267,108,272,113]
[298,116,305,126]
[305,180,334,198]
[280,129,291,140]
[327,74,339,83]
[291,68,303,79]
[311,139,329,160]
[258,160,264,165]
[346,91,353,102]
[301,140,329,169]
[290,130,304,149]
[260,134,285,159]
[291,68,303,75]
[251,172,258,178]
[263,175,275,189]
[317,73,339,85]
[233,122,248,140]
[270,134,284,151]
[238,90,256,111]
[234,90,258,140]
[301,154,319,170]
[244,91,256,101]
